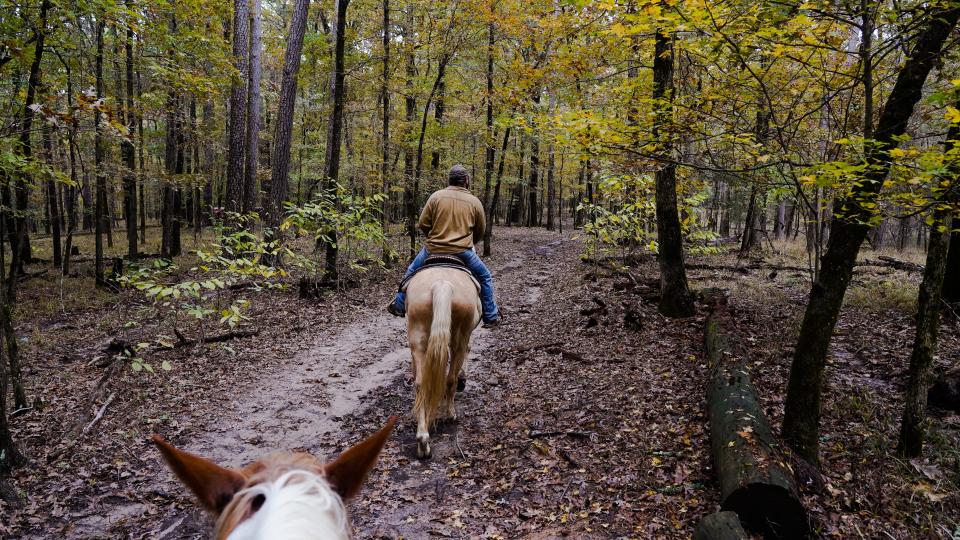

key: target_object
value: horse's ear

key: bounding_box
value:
[152,435,247,514]
[324,416,398,500]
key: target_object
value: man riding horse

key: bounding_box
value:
[388,164,501,328]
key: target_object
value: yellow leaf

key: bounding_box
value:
[946,106,960,124]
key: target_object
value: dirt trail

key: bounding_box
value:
[123,228,565,539]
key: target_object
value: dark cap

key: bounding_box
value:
[448,164,470,186]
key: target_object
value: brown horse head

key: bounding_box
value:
[153,416,397,539]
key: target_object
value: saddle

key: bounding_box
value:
[398,255,480,293]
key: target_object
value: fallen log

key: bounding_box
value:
[693,511,748,540]
[705,308,809,539]
[857,256,923,272]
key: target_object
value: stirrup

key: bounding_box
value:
[387,301,405,318]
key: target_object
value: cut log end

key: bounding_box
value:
[722,483,809,539]
[693,511,748,540]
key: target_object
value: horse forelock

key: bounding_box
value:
[215,453,351,540]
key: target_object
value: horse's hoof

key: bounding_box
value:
[416,437,432,459]
[457,374,466,392]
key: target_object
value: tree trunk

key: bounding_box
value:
[898,213,952,457]
[321,0,350,280]
[161,17,183,259]
[782,5,960,462]
[483,126,511,257]
[896,215,907,251]
[943,229,960,304]
[244,0,263,214]
[0,216,24,474]
[430,77,445,175]
[897,117,959,457]
[526,90,541,227]
[225,0,250,214]
[773,201,786,240]
[41,124,62,270]
[545,92,556,232]
[402,17,416,257]
[652,29,693,318]
[137,58,147,243]
[94,21,107,286]
[411,56,450,247]
[63,77,79,275]
[481,18,495,223]
[123,5,138,258]
[267,0,311,231]
[380,0,390,253]
[9,0,48,290]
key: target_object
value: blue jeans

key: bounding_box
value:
[394,247,500,323]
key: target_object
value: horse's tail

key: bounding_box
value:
[416,280,452,426]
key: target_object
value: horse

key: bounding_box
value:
[405,266,481,459]
[152,417,396,539]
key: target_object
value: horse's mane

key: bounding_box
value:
[221,469,349,540]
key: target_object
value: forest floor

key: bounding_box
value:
[0,226,958,538]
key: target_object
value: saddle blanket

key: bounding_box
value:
[398,255,481,293]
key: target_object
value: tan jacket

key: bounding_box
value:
[418,186,486,254]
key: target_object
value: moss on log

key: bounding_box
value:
[705,309,809,539]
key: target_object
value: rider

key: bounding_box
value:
[387,164,501,327]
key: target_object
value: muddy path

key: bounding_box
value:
[99,228,570,539]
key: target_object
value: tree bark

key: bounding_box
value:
[123,4,138,258]
[40,123,61,271]
[320,0,350,280]
[546,95,556,231]
[943,229,960,303]
[782,5,960,462]
[652,29,693,317]
[137,56,147,243]
[162,16,183,259]
[430,77,445,175]
[526,90,541,227]
[0,216,24,473]
[267,0,311,230]
[481,17,495,222]
[483,126,511,257]
[94,21,107,287]
[897,116,959,457]
[244,0,263,214]
[225,0,250,214]
[9,0,48,290]
[402,17,416,257]
[380,0,390,251]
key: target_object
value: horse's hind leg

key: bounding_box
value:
[444,335,469,422]
[410,330,432,459]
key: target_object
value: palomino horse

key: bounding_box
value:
[152,417,396,539]
[405,266,481,459]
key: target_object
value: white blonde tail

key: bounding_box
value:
[415,281,452,426]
